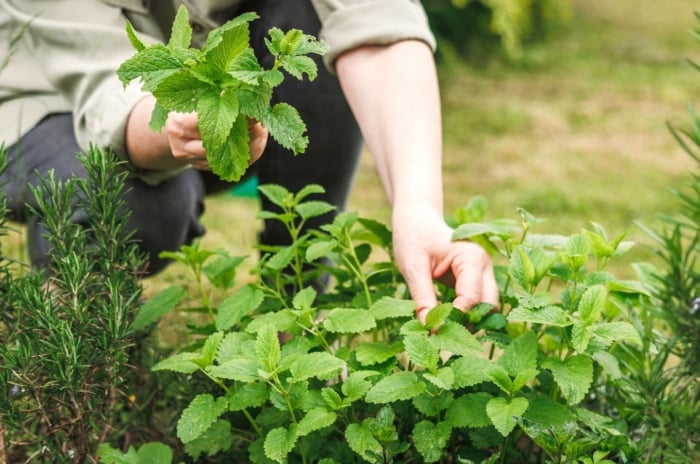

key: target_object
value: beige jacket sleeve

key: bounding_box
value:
[310,0,436,72]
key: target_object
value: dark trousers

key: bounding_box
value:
[1,0,363,274]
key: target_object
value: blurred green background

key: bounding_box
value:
[3,0,699,289]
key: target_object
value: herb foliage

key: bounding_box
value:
[117,6,327,181]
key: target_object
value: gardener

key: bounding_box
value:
[0,0,499,321]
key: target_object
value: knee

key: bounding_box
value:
[123,171,206,274]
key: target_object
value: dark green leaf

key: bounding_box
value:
[184,420,231,460]
[445,392,492,428]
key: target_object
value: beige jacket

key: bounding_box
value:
[0,0,434,181]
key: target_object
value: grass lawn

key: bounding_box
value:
[2,0,699,291]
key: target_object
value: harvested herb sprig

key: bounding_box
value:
[117,6,327,181]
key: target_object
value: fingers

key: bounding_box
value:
[166,113,268,170]
[450,242,500,311]
[248,120,268,165]
[405,262,439,325]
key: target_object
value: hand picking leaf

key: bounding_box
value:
[117,5,327,181]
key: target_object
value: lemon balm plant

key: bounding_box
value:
[113,183,648,464]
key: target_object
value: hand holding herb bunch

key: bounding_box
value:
[117,6,327,181]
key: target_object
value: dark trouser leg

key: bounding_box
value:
[237,0,365,248]
[2,113,207,274]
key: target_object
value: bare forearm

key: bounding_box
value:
[336,40,444,214]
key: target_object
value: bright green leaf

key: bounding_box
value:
[424,303,453,330]
[413,420,452,463]
[168,5,192,50]
[486,396,529,436]
[152,352,201,374]
[229,382,269,411]
[208,356,261,382]
[431,321,482,357]
[507,304,571,327]
[423,366,455,390]
[216,284,264,331]
[255,324,281,372]
[132,285,186,331]
[264,425,298,464]
[369,297,416,320]
[345,421,383,462]
[578,285,607,324]
[207,114,250,181]
[404,335,439,371]
[295,200,335,220]
[592,321,642,347]
[451,355,496,388]
[365,371,425,404]
[572,322,594,352]
[355,341,403,366]
[323,308,376,333]
[498,331,538,378]
[177,394,229,444]
[290,352,345,382]
[542,354,593,405]
[263,102,308,154]
[342,371,380,402]
[297,408,337,437]
[198,88,239,149]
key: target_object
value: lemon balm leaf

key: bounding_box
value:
[125,20,147,52]
[152,71,205,113]
[206,115,250,182]
[203,23,250,71]
[263,102,308,154]
[117,45,182,92]
[197,88,240,149]
[168,5,192,51]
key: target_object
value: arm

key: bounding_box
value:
[336,40,499,320]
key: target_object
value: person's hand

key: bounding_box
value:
[165,112,268,170]
[391,205,499,325]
